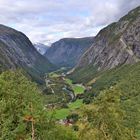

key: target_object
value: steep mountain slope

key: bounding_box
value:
[72,6,140,81]
[44,37,94,67]
[0,24,55,83]
[34,43,50,55]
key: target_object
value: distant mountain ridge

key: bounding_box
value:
[44,37,94,68]
[34,43,50,55]
[0,24,55,83]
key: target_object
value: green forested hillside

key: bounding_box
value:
[85,62,140,95]
[75,62,140,139]
[1,66,140,139]
[0,70,77,140]
[78,87,140,140]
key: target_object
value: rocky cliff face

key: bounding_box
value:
[0,24,55,83]
[44,37,94,67]
[75,6,140,72]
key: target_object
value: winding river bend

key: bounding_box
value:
[62,85,75,101]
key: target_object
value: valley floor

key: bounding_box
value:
[45,71,85,120]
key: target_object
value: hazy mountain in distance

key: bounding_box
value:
[44,37,94,68]
[34,43,50,55]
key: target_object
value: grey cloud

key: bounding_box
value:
[0,0,139,44]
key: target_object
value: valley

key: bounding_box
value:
[0,4,140,140]
[44,62,140,138]
[44,70,85,120]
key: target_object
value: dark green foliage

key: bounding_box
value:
[83,98,91,104]
[78,62,140,139]
[0,70,77,140]
[67,113,79,123]
[43,76,72,104]
[72,125,79,131]
[79,88,136,140]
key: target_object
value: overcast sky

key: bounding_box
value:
[0,0,140,44]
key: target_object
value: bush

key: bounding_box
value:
[83,98,91,104]
[72,125,79,131]
[67,113,79,122]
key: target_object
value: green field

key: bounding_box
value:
[65,78,73,85]
[65,78,85,95]
[49,72,59,78]
[53,99,83,120]
[73,85,85,95]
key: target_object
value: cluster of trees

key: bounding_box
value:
[79,87,138,140]
[78,66,140,139]
[74,63,140,139]
[0,70,77,140]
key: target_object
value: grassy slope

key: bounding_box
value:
[88,63,140,94]
[73,86,85,95]
[70,62,140,94]
[68,64,98,83]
